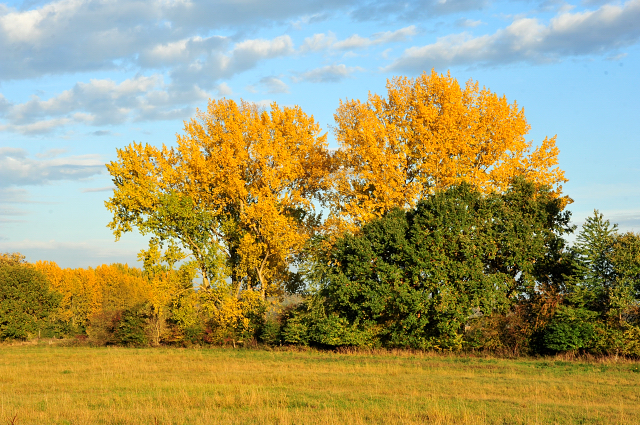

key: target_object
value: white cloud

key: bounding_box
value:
[301,32,337,52]
[334,34,373,50]
[388,0,640,71]
[295,64,364,83]
[216,83,233,97]
[259,77,290,94]
[166,35,294,94]
[229,36,295,71]
[0,0,353,80]
[456,18,483,28]
[0,148,104,186]
[290,13,330,30]
[138,35,229,68]
[333,26,418,50]
[0,74,209,134]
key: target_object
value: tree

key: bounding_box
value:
[106,99,332,299]
[0,256,60,340]
[297,179,573,349]
[137,240,197,345]
[570,210,619,313]
[609,232,640,322]
[329,69,568,232]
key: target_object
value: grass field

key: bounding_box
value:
[0,343,639,424]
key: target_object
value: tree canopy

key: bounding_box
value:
[293,179,573,349]
[106,99,332,298]
[329,70,567,232]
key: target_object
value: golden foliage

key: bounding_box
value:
[330,69,568,231]
[0,252,27,266]
[33,261,151,331]
[106,99,332,298]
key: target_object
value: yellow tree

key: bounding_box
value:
[94,263,150,312]
[106,99,332,299]
[330,69,567,232]
[33,261,103,331]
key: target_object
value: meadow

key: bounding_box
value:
[0,344,639,424]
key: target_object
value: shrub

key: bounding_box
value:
[0,262,60,340]
[542,306,597,353]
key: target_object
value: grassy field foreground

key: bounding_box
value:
[0,344,639,424]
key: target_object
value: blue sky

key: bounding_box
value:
[1,0,639,268]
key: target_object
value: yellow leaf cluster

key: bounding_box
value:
[329,69,567,232]
[107,99,332,298]
[33,261,152,330]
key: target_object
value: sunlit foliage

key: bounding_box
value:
[106,99,332,300]
[330,69,567,232]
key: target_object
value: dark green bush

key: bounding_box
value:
[542,306,597,352]
[113,305,149,346]
[0,263,60,340]
[259,319,282,345]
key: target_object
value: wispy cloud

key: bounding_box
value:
[294,64,364,83]
[258,76,290,94]
[350,0,490,22]
[81,186,115,193]
[301,26,417,53]
[0,148,104,186]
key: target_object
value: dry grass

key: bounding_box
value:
[0,343,639,424]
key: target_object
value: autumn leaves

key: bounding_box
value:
[331,71,566,232]
[106,70,566,300]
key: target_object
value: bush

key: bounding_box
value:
[114,305,149,346]
[87,305,149,346]
[259,320,281,345]
[542,306,597,353]
[0,263,60,340]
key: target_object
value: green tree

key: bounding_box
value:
[571,210,618,311]
[296,179,573,350]
[607,232,640,324]
[0,258,60,340]
[569,211,639,322]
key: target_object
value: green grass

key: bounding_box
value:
[0,343,639,424]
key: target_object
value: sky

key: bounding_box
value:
[0,0,639,268]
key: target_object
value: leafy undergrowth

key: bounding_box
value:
[0,345,638,424]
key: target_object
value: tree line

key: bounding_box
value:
[1,70,638,355]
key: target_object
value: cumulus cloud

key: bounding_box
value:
[152,35,294,95]
[0,74,204,134]
[0,0,353,80]
[0,148,104,186]
[387,0,640,71]
[0,33,291,134]
[295,64,364,83]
